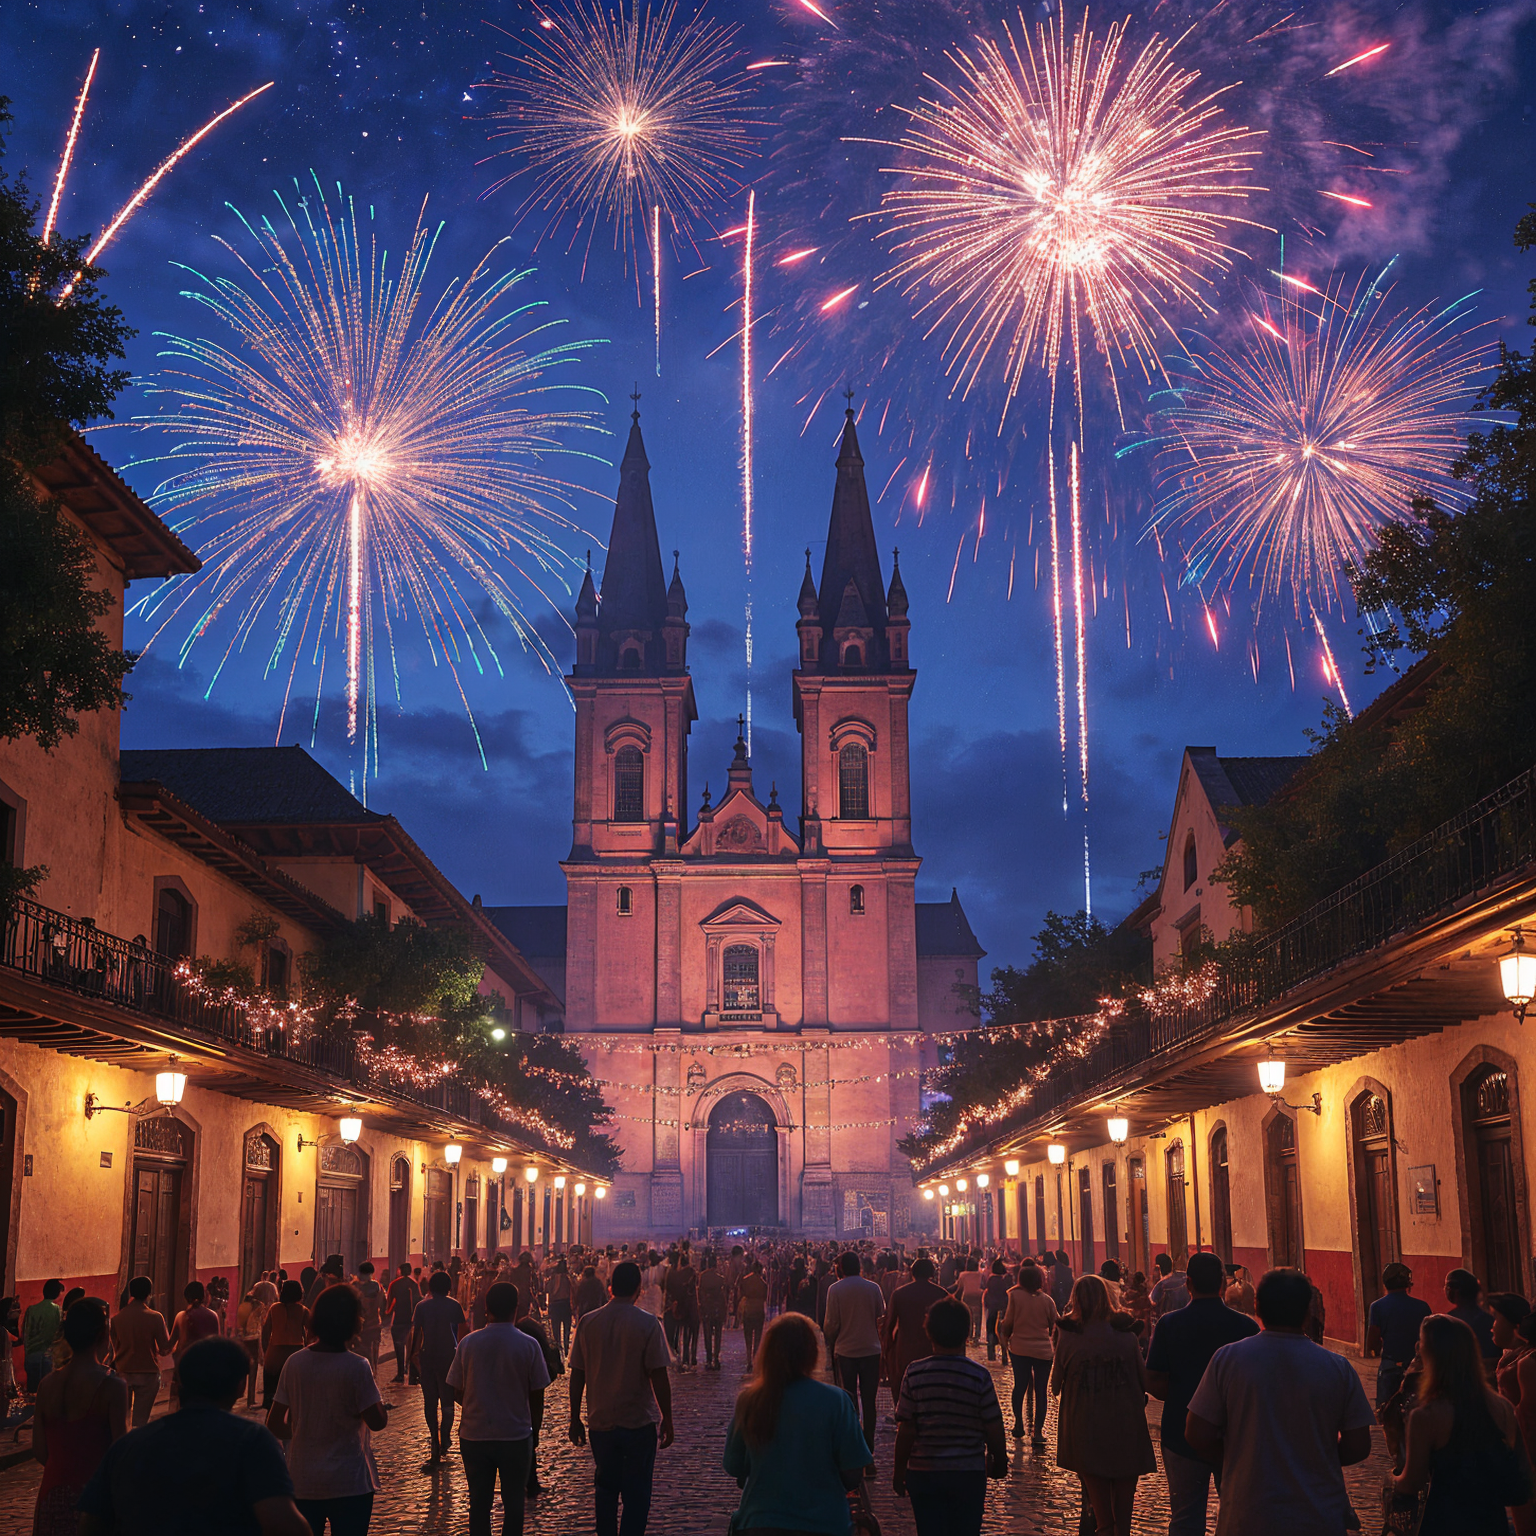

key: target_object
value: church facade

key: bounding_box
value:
[490,406,984,1240]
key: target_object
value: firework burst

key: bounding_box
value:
[870,7,1264,424]
[479,0,760,270]
[1150,266,1490,618]
[127,176,607,781]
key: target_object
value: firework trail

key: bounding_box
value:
[870,6,1261,910]
[44,50,98,244]
[479,0,760,280]
[126,176,607,782]
[653,203,662,374]
[1148,265,1490,619]
[742,189,756,753]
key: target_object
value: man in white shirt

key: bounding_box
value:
[1186,1268,1375,1536]
[446,1281,551,1536]
[823,1250,887,1462]
[569,1261,674,1536]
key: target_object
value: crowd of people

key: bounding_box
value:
[4,1233,1535,1534]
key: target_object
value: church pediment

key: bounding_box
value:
[699,897,782,935]
[680,786,799,859]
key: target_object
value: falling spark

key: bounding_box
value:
[747,59,793,69]
[1151,269,1489,618]
[652,202,662,374]
[1008,544,1016,600]
[946,532,964,601]
[1324,42,1390,77]
[741,188,755,752]
[480,0,760,272]
[820,284,859,311]
[126,176,606,779]
[1204,604,1219,648]
[1252,314,1287,343]
[1273,270,1321,295]
[82,82,275,270]
[1314,610,1353,715]
[914,463,930,507]
[795,0,840,28]
[44,49,99,244]
[776,247,818,265]
[1319,190,1372,209]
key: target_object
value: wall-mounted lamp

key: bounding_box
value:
[975,1173,990,1188]
[1501,929,1536,1025]
[923,1187,935,1200]
[490,1027,507,1042]
[554,1174,567,1189]
[338,1117,362,1144]
[938,1184,950,1198]
[594,1185,607,1200]
[575,1182,586,1197]
[525,1165,540,1183]
[492,1157,508,1175]
[1108,1116,1129,1145]
[85,1058,187,1120]
[445,1143,463,1165]
[955,1177,968,1192]
[1257,1054,1322,1115]
[1047,1142,1066,1166]
[1004,1159,1020,1177]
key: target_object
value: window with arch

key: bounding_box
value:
[1183,832,1198,891]
[722,944,760,1016]
[849,884,865,915]
[155,886,191,959]
[616,885,633,916]
[843,642,864,669]
[619,644,642,670]
[613,746,645,822]
[839,743,869,819]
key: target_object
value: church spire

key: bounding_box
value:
[812,396,888,669]
[593,393,669,672]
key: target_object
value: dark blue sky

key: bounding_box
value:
[5,0,1533,971]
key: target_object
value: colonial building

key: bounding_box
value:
[919,712,1536,1351]
[0,437,601,1319]
[491,405,985,1241]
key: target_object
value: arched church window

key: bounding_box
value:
[620,645,642,670]
[616,886,633,916]
[1183,832,1198,891]
[613,747,644,822]
[850,884,865,915]
[839,744,869,820]
[843,643,863,668]
[722,945,760,1016]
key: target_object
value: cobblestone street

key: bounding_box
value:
[0,1324,1392,1534]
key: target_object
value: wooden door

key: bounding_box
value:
[316,1183,360,1274]
[1078,1167,1095,1274]
[707,1092,779,1228]
[1210,1129,1233,1264]
[1166,1145,1189,1262]
[240,1175,271,1295]
[1479,1133,1520,1293]
[486,1182,501,1257]
[425,1170,452,1263]
[1268,1115,1305,1269]
[1034,1177,1047,1253]
[131,1164,182,1320]
[1127,1157,1148,1276]
[388,1159,411,1276]
[1102,1164,1120,1263]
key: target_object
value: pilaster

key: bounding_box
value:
[651,1030,683,1230]
[800,1030,835,1233]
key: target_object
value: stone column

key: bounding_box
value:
[654,864,683,1026]
[800,864,829,1027]
[800,1031,835,1234]
[651,1030,683,1233]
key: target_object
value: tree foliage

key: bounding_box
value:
[898,910,1150,1161]
[0,101,138,751]
[1217,204,1536,928]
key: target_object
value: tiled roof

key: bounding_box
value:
[484,905,568,959]
[119,746,378,825]
[1217,756,1310,807]
[915,891,986,958]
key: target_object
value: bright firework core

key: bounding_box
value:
[316,430,395,488]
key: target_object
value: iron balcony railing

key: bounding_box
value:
[0,896,566,1158]
[947,760,1536,1158]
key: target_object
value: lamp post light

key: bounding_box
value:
[1501,929,1536,1025]
[1257,1054,1322,1115]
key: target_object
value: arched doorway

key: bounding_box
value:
[1461,1064,1524,1292]
[129,1116,193,1321]
[706,1092,778,1227]
[388,1156,412,1276]
[240,1129,280,1296]
[1165,1143,1189,1263]
[1210,1126,1233,1265]
[1264,1111,1305,1269]
[1351,1087,1400,1309]
[315,1143,369,1277]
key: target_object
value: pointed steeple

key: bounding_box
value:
[886,547,908,617]
[595,397,669,671]
[816,400,888,663]
[797,549,818,617]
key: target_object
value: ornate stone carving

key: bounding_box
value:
[686,1063,706,1094]
[320,1143,363,1177]
[244,1133,274,1170]
[776,1063,798,1093]
[718,815,762,852]
[135,1115,190,1158]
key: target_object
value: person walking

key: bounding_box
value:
[568,1261,674,1536]
[109,1277,171,1428]
[1050,1252,1074,1314]
[883,1259,948,1413]
[410,1269,467,1473]
[892,1297,1006,1536]
[261,1282,310,1412]
[997,1261,1057,1448]
[982,1260,1011,1363]
[575,1265,607,1330]
[268,1285,388,1536]
[446,1281,550,1536]
[32,1299,127,1536]
[824,1250,886,1462]
[665,1252,700,1370]
[1185,1268,1375,1536]
[353,1265,383,1374]
[547,1259,575,1359]
[1050,1275,1156,1536]
[697,1255,728,1372]
[737,1261,768,1370]
[954,1258,985,1345]
[237,1287,271,1408]
[724,1312,873,1535]
[79,1336,310,1536]
[1394,1312,1532,1535]
[1149,1254,1188,1319]
[169,1282,221,1398]
[1447,1268,1500,1373]
[1365,1261,1432,1464]
[21,1281,64,1394]
[1144,1251,1258,1536]
[385,1265,420,1385]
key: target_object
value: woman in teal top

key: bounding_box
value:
[724,1313,873,1534]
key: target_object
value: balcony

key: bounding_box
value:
[927,762,1536,1169]
[0,896,579,1164]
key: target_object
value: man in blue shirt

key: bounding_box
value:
[1146,1251,1258,1536]
[1446,1267,1498,1367]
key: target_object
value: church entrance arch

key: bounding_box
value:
[706,1092,779,1228]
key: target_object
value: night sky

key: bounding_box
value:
[4,0,1534,972]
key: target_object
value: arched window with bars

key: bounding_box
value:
[613,746,645,822]
[838,744,869,819]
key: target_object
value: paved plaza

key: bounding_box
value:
[0,1325,1393,1534]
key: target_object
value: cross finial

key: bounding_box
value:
[843,386,855,410]
[585,549,592,571]
[630,382,641,422]
[893,546,900,565]
[736,713,745,738]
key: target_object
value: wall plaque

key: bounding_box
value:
[1410,1164,1439,1217]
